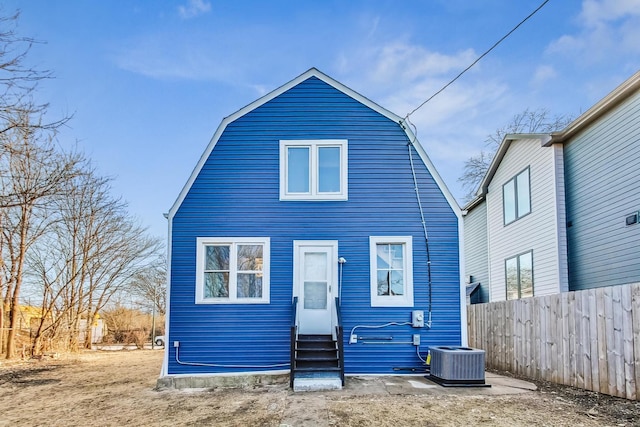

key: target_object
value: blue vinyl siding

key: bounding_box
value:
[168,76,460,375]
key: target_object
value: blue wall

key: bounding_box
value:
[168,76,461,375]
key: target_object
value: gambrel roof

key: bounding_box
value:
[168,68,460,219]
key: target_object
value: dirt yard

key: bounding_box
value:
[0,350,638,426]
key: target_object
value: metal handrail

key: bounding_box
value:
[290,296,298,388]
[334,297,345,386]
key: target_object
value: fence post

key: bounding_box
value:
[466,283,639,401]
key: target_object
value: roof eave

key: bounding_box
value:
[167,67,462,219]
[474,133,551,200]
[545,70,640,146]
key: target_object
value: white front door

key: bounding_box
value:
[294,241,337,335]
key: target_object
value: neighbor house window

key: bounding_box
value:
[503,167,531,225]
[196,237,270,304]
[280,140,348,200]
[505,250,533,300]
[369,236,413,307]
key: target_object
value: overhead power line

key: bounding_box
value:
[404,0,550,121]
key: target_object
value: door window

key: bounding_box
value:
[303,252,328,309]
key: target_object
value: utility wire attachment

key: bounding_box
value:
[404,0,550,121]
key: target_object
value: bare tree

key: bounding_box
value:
[128,256,167,316]
[25,167,162,353]
[0,11,74,357]
[0,116,82,358]
[0,12,69,136]
[458,108,573,202]
[0,12,164,357]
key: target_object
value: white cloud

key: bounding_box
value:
[178,0,212,19]
[579,0,640,27]
[367,16,380,38]
[341,40,507,127]
[366,42,476,84]
[336,38,512,195]
[547,0,640,62]
[111,35,224,80]
[531,65,557,86]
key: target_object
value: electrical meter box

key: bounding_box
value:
[412,310,424,328]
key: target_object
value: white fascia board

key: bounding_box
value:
[161,212,173,377]
[477,133,551,197]
[168,67,461,220]
[398,122,466,342]
[167,67,405,219]
[548,70,640,146]
[400,123,462,218]
[462,194,485,212]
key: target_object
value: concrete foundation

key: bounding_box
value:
[156,373,289,390]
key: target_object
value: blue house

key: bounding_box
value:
[161,68,465,390]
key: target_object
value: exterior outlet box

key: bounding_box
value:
[173,341,180,348]
[350,334,358,344]
[413,334,420,346]
[412,310,424,328]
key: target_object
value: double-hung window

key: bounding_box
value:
[505,250,533,300]
[280,140,348,200]
[503,167,531,225]
[369,236,414,307]
[196,237,270,304]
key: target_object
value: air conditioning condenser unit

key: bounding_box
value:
[428,346,490,387]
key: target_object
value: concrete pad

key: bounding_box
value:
[158,370,537,397]
[341,371,536,397]
[484,372,537,394]
[407,379,438,389]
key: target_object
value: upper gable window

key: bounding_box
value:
[503,167,531,225]
[280,140,348,201]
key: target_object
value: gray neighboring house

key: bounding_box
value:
[464,70,640,303]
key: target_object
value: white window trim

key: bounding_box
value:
[195,237,270,304]
[279,139,348,201]
[369,236,414,307]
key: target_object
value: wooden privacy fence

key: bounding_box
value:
[467,283,640,400]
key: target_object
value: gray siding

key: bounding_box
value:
[463,201,489,302]
[486,139,568,301]
[564,90,640,291]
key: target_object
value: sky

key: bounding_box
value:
[4,0,640,241]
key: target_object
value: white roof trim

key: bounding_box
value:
[168,67,461,219]
[465,70,640,212]
[547,69,640,146]
[468,133,550,209]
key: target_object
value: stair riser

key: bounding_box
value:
[292,334,343,390]
[297,337,335,348]
[296,361,339,369]
[297,350,338,358]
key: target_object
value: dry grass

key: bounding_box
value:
[0,350,637,426]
